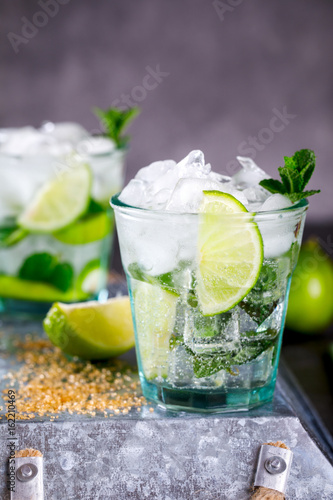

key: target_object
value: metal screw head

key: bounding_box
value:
[17,463,38,482]
[21,464,33,477]
[264,455,287,475]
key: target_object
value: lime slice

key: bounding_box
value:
[0,275,88,302]
[44,296,135,360]
[196,191,263,316]
[133,282,178,379]
[18,165,91,233]
[54,211,113,245]
[77,260,108,295]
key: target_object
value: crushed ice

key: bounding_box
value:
[119,150,292,214]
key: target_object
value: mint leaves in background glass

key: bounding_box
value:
[93,106,140,148]
[259,149,320,203]
[19,252,73,292]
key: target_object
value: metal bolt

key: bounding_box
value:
[264,455,287,475]
[21,464,33,477]
[17,463,38,482]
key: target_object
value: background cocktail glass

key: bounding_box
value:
[0,127,125,315]
[112,194,308,412]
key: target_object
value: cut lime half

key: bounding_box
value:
[44,296,135,360]
[196,191,263,316]
[18,164,91,233]
[133,281,178,380]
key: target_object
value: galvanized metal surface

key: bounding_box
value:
[1,312,333,499]
[0,381,332,499]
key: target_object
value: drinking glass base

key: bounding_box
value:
[140,377,276,413]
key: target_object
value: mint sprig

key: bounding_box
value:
[93,106,140,148]
[259,149,320,203]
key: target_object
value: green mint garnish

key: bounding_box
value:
[93,106,140,148]
[192,332,278,378]
[259,148,320,203]
[18,252,73,292]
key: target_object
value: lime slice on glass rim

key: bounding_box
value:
[196,190,263,316]
[44,296,135,360]
[133,281,178,380]
[18,164,91,233]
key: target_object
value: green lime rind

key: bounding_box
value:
[53,210,113,245]
[0,275,89,303]
[196,190,263,316]
[18,164,92,233]
[77,259,108,295]
[43,297,135,360]
[133,282,178,379]
[0,227,29,247]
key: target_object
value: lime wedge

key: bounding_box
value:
[77,260,108,295]
[196,191,263,315]
[18,165,91,233]
[54,211,113,245]
[44,296,135,360]
[0,275,88,302]
[133,282,178,379]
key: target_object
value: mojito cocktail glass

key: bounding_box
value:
[0,123,125,314]
[112,150,308,412]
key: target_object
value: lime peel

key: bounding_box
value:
[0,275,88,302]
[44,296,135,360]
[54,211,113,245]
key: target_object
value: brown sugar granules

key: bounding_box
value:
[3,335,146,420]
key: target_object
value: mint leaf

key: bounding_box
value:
[93,107,140,148]
[50,263,73,292]
[19,253,58,282]
[293,149,316,183]
[192,335,277,378]
[259,148,320,202]
[259,178,286,194]
[18,253,73,292]
[288,190,321,203]
[283,156,297,171]
[278,166,303,194]
[170,329,278,378]
[86,198,104,214]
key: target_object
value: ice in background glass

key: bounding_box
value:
[112,150,308,412]
[0,122,125,314]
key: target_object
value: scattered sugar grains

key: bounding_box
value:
[3,335,146,419]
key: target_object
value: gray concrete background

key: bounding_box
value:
[1,0,332,222]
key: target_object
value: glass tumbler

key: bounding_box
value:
[0,134,125,315]
[112,194,308,412]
